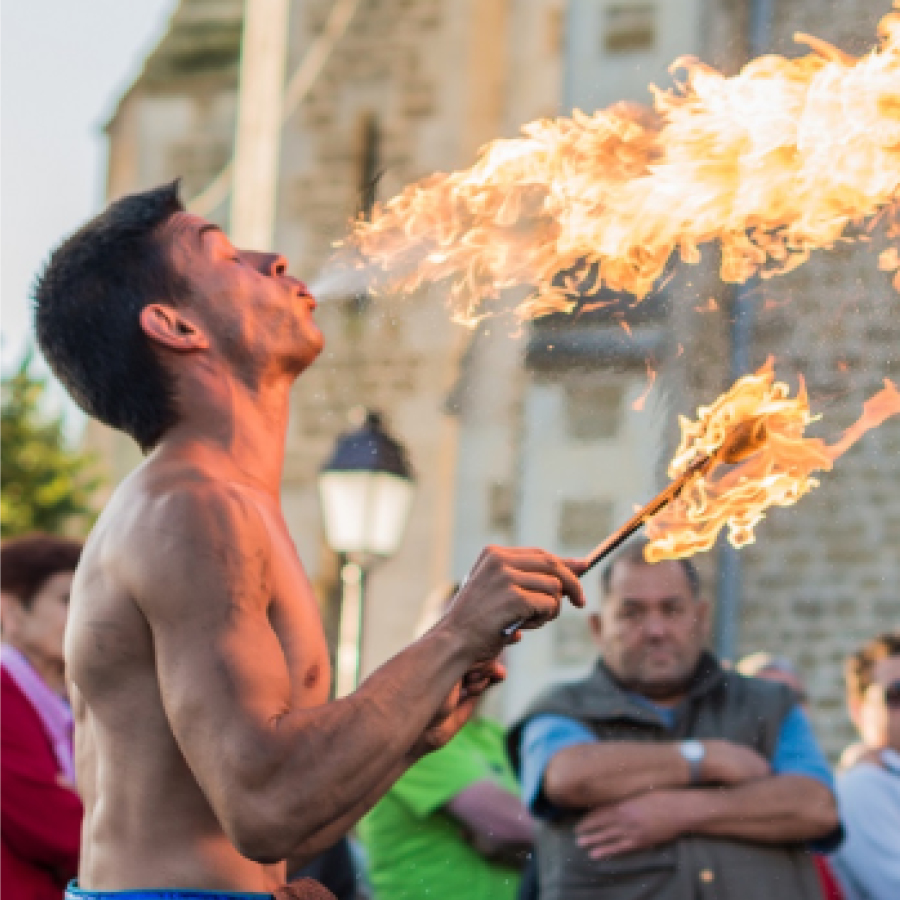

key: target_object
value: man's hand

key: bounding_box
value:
[575,791,688,859]
[444,547,585,662]
[412,658,507,758]
[701,740,770,785]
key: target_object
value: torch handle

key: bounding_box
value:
[578,452,712,575]
[501,453,712,637]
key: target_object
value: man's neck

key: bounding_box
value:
[633,691,685,709]
[157,364,293,497]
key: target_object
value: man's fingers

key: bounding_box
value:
[513,588,563,628]
[576,810,616,835]
[462,660,506,689]
[503,551,585,609]
[562,556,589,578]
[588,837,634,859]
[553,557,586,608]
[511,570,564,597]
[577,825,619,845]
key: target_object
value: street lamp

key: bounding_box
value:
[318,409,415,696]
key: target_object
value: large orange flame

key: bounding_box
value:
[643,360,900,561]
[344,4,900,326]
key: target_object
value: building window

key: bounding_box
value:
[603,3,656,53]
[488,482,515,533]
[553,614,598,665]
[564,382,624,440]
[558,498,614,550]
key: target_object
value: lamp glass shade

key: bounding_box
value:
[318,470,414,557]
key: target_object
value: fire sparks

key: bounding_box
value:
[632,360,657,411]
[345,5,900,326]
[643,360,900,561]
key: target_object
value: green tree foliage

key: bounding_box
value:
[1,351,101,537]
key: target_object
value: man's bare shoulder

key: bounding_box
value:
[100,456,274,621]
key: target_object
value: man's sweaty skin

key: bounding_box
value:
[65,212,585,892]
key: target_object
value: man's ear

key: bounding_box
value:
[589,612,603,646]
[140,304,209,352]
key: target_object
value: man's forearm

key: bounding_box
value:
[543,742,689,808]
[287,755,413,867]
[266,627,473,850]
[447,781,535,859]
[680,775,838,843]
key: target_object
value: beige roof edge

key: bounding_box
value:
[103,0,245,133]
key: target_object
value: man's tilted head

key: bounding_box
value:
[35,182,321,454]
[34,181,187,452]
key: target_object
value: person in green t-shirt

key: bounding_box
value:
[360,715,533,900]
[360,585,534,900]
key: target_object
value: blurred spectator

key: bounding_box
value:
[1,534,84,900]
[509,539,840,900]
[739,652,845,900]
[287,837,365,900]
[828,632,900,900]
[737,652,808,703]
[360,584,533,900]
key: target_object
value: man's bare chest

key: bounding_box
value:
[264,533,331,707]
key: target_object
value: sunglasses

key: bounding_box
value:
[884,681,900,709]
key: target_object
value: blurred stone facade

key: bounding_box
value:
[88,0,899,757]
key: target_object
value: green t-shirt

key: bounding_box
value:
[360,717,523,900]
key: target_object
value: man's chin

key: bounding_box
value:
[632,670,694,701]
[289,332,325,374]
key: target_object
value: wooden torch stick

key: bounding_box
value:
[500,416,768,635]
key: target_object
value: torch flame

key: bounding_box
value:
[345,4,900,326]
[643,359,900,561]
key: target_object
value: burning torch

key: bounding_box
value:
[502,416,769,636]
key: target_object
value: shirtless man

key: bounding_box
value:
[34,182,584,898]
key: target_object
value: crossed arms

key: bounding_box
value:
[540,732,839,859]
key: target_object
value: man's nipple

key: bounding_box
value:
[303,663,321,689]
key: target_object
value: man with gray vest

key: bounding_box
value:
[509,539,840,900]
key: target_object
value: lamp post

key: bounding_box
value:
[318,409,415,697]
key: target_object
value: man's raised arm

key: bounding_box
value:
[124,483,583,863]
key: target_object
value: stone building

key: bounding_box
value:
[87,0,899,756]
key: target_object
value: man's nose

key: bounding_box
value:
[643,615,668,639]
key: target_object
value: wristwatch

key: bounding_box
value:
[679,739,705,785]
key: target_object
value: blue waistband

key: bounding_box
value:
[66,884,271,900]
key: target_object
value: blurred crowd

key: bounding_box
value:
[2,532,898,900]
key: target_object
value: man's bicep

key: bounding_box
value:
[127,488,291,783]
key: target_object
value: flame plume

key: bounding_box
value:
[643,360,900,562]
[345,4,900,326]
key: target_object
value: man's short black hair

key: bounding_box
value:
[1,533,83,608]
[600,537,701,599]
[34,181,188,452]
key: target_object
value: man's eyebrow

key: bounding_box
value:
[197,223,225,247]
